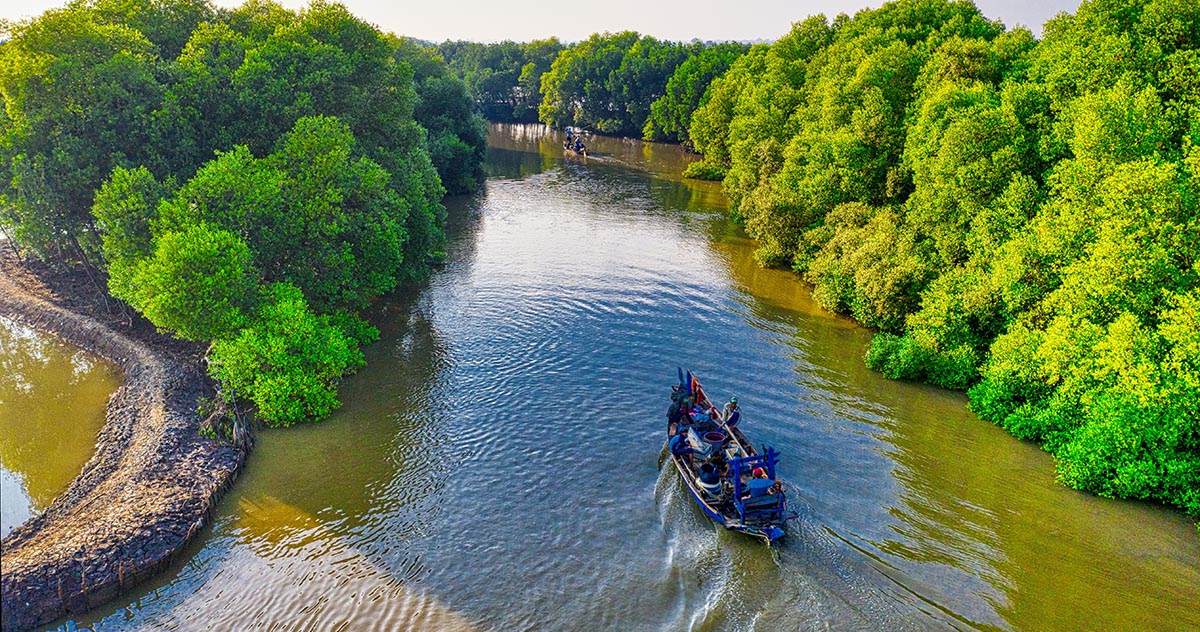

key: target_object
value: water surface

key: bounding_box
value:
[0,317,118,537]
[18,125,1200,631]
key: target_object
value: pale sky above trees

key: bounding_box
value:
[6,0,1083,41]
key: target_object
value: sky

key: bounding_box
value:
[4,0,1083,42]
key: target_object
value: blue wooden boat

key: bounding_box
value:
[666,370,795,545]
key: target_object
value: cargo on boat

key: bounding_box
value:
[665,369,794,544]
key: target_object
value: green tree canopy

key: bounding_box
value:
[2,0,482,278]
[0,4,165,257]
[644,42,748,145]
[392,38,487,194]
[5,1,483,426]
[209,283,365,425]
[129,224,259,341]
[538,31,641,132]
[436,38,564,122]
[689,0,1200,520]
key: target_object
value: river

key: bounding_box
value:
[6,123,1198,631]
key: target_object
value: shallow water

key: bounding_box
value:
[14,124,1200,631]
[0,316,119,538]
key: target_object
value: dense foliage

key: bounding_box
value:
[537,31,642,134]
[2,0,485,425]
[393,38,488,194]
[643,42,748,145]
[435,38,564,122]
[436,34,746,147]
[688,0,1200,519]
[537,34,745,139]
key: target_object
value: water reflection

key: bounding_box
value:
[0,317,118,537]
[27,124,1200,632]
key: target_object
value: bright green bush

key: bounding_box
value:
[209,284,365,426]
[681,160,728,181]
[128,225,258,342]
[865,333,978,390]
[644,43,748,144]
[699,0,1200,520]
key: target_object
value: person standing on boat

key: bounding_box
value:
[722,397,741,428]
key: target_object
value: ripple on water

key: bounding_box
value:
[48,125,1200,632]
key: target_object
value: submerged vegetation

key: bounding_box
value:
[437,0,1199,522]
[1,0,485,426]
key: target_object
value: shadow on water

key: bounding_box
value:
[26,123,1200,632]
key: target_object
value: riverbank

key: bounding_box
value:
[0,245,246,632]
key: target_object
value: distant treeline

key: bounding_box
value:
[435,36,747,145]
[438,0,1200,523]
[0,0,486,426]
[435,39,565,124]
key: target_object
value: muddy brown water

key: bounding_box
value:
[0,317,119,538]
[5,124,1198,631]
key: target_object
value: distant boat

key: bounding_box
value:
[562,128,588,157]
[562,138,588,157]
[665,370,794,544]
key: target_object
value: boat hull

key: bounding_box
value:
[664,371,791,545]
[668,452,786,545]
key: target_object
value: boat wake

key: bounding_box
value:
[654,458,940,631]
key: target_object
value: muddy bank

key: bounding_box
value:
[0,246,246,632]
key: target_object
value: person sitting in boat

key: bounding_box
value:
[689,403,711,431]
[744,466,783,497]
[743,467,773,499]
[722,397,741,428]
[698,462,721,487]
[669,402,693,428]
[711,452,729,481]
[670,429,695,465]
[668,390,690,423]
[709,454,732,498]
[695,406,722,433]
[574,138,585,153]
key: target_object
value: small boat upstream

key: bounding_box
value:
[664,370,796,545]
[562,127,588,156]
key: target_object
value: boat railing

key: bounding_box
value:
[729,447,786,524]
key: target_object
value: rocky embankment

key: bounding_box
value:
[0,247,246,632]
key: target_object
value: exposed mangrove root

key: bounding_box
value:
[0,245,247,632]
[198,392,254,452]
